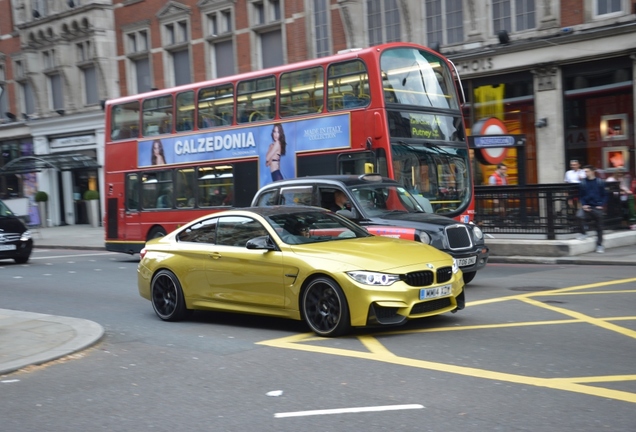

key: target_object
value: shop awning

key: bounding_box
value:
[0,154,100,175]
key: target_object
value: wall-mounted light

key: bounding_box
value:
[498,30,510,45]
[535,118,548,128]
[56,109,65,116]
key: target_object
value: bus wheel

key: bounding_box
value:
[462,271,476,284]
[151,270,188,321]
[301,276,350,337]
[148,226,167,239]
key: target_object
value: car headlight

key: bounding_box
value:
[452,259,459,274]
[20,230,32,241]
[472,225,483,240]
[347,271,400,286]
[417,231,431,244]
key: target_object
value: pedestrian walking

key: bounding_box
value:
[577,165,607,253]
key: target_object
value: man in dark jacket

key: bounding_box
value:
[578,165,607,253]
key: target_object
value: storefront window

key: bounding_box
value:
[563,58,633,178]
[463,72,536,185]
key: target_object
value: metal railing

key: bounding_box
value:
[474,182,623,239]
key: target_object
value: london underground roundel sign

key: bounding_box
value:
[472,117,509,165]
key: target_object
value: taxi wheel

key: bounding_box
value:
[301,277,350,337]
[151,270,188,321]
[462,271,476,284]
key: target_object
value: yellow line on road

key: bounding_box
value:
[257,276,636,404]
[521,297,636,340]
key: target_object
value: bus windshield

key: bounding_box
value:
[381,47,458,110]
[380,47,469,216]
[391,142,470,215]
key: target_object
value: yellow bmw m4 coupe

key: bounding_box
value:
[138,206,465,337]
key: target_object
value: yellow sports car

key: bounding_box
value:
[138,206,465,337]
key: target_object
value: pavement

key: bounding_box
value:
[1,223,635,377]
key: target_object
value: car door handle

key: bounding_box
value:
[209,252,222,259]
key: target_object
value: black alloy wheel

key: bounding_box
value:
[301,277,350,337]
[151,270,188,321]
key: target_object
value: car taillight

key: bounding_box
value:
[139,248,147,259]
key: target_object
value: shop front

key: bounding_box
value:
[562,57,634,177]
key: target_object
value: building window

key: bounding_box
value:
[21,82,35,116]
[125,28,152,94]
[0,84,8,121]
[313,0,330,57]
[205,8,235,78]
[48,74,64,111]
[492,0,535,34]
[43,49,56,70]
[426,0,464,45]
[82,66,99,105]
[33,0,48,17]
[367,0,401,46]
[596,0,622,16]
[250,0,284,69]
[163,19,191,86]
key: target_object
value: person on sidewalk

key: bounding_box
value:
[488,163,508,185]
[564,159,585,183]
[577,165,607,253]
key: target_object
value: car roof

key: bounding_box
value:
[261,174,401,189]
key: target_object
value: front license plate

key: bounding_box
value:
[0,244,17,251]
[420,284,452,300]
[456,256,477,267]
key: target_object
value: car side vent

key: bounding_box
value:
[445,225,472,250]
[437,267,453,284]
[404,270,434,287]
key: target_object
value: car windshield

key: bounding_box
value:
[348,184,427,217]
[266,210,371,245]
[0,200,14,218]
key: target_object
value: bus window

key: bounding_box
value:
[237,76,276,123]
[142,171,174,209]
[198,84,234,128]
[126,173,139,211]
[176,91,195,131]
[197,166,234,207]
[176,168,196,208]
[110,101,139,140]
[327,60,370,111]
[142,95,173,136]
[279,66,324,117]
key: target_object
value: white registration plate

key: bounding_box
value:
[456,256,477,267]
[420,284,452,300]
[0,244,17,251]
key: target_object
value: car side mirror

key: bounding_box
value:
[245,235,278,251]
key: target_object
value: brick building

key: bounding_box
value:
[0,0,635,225]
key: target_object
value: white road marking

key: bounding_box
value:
[30,252,118,260]
[274,404,424,418]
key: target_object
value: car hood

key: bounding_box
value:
[364,211,463,230]
[288,235,453,272]
[0,216,28,233]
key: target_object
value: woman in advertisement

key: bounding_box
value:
[151,139,167,165]
[265,123,287,181]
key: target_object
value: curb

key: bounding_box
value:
[0,309,105,376]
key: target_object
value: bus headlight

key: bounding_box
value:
[347,271,400,286]
[417,231,431,244]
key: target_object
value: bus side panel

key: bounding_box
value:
[233,160,259,207]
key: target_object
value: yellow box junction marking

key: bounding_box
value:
[258,277,636,404]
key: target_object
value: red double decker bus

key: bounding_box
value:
[104,42,472,254]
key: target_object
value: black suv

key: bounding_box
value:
[0,199,34,264]
[252,174,489,284]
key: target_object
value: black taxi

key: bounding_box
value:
[252,174,489,284]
